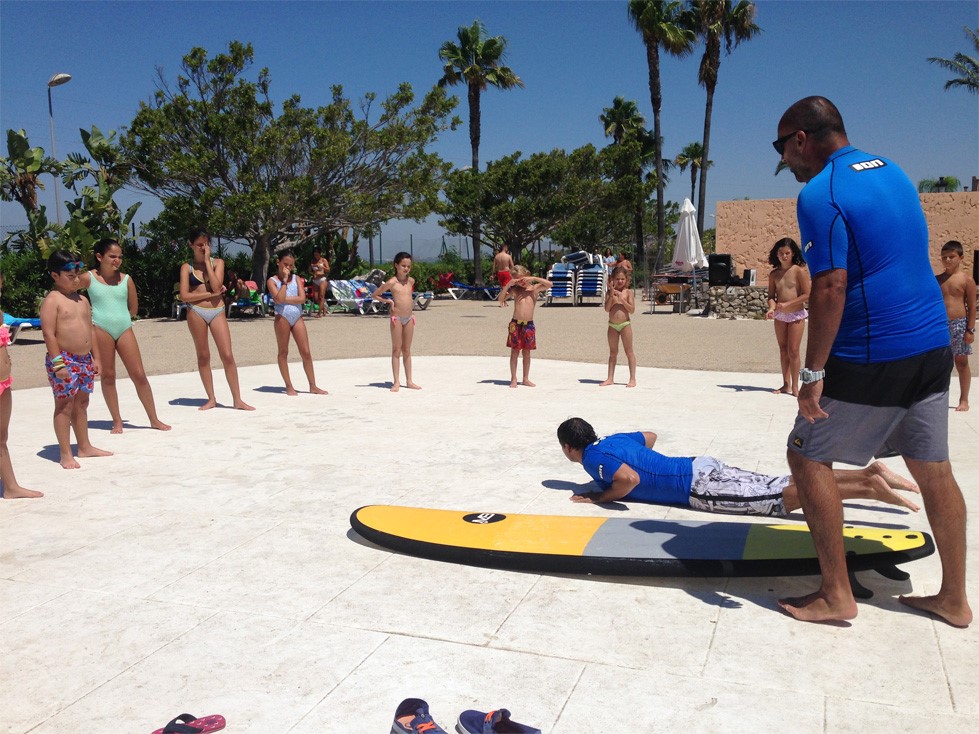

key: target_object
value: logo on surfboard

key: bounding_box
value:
[463,512,506,524]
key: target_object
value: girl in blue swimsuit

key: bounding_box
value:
[267,251,328,396]
[81,239,170,433]
[179,229,254,411]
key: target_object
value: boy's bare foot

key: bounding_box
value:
[773,384,790,395]
[233,401,256,411]
[868,461,919,493]
[110,422,124,434]
[286,387,299,396]
[150,419,172,431]
[523,380,536,387]
[60,455,80,469]
[310,386,329,395]
[78,446,113,458]
[899,594,973,628]
[406,382,422,390]
[867,475,920,511]
[777,590,857,623]
[509,380,518,388]
[955,401,969,412]
[626,380,637,388]
[391,383,400,392]
[599,379,614,386]
[199,398,217,411]
[2,485,44,498]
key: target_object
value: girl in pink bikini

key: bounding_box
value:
[766,238,811,396]
[0,271,42,498]
[371,252,421,392]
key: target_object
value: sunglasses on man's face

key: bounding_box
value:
[772,130,802,156]
[60,262,84,272]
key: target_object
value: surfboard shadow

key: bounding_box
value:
[717,384,778,393]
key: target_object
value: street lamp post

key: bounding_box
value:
[47,72,72,225]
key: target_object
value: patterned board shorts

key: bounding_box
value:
[46,351,95,399]
[687,456,788,517]
[949,317,974,357]
[506,319,537,350]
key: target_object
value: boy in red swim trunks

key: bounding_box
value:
[39,251,112,469]
[499,265,552,388]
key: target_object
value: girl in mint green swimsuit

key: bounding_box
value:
[81,239,170,433]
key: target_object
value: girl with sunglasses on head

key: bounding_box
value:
[78,239,170,433]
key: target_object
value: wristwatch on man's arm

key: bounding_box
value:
[799,367,825,385]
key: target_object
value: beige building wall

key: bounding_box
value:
[716,191,978,279]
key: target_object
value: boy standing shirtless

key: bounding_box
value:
[937,240,976,411]
[498,265,552,388]
[39,251,112,469]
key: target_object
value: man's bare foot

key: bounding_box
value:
[869,461,919,493]
[233,401,256,411]
[406,382,422,390]
[60,455,80,469]
[150,419,172,431]
[955,401,969,412]
[599,379,614,386]
[868,475,920,511]
[78,446,113,458]
[110,422,124,434]
[286,386,299,396]
[523,380,536,387]
[199,398,217,411]
[777,590,857,623]
[310,386,329,395]
[899,594,972,628]
[390,383,400,392]
[773,384,790,395]
[626,380,637,388]
[2,485,44,498]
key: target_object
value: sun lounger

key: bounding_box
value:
[228,281,266,317]
[545,263,575,305]
[450,280,500,300]
[2,312,41,343]
[330,279,375,314]
[575,263,607,305]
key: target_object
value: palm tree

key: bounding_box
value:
[600,96,645,144]
[928,26,979,94]
[628,0,696,271]
[918,176,962,193]
[601,97,650,257]
[689,0,761,235]
[438,19,523,284]
[674,141,712,203]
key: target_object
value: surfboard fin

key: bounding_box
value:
[848,570,874,599]
[873,563,911,581]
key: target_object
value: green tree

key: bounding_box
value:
[438,19,524,284]
[918,175,962,193]
[628,0,696,269]
[123,41,456,284]
[928,26,979,94]
[600,96,645,144]
[0,129,62,253]
[674,141,712,203]
[688,0,760,235]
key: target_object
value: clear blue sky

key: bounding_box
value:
[2,0,977,261]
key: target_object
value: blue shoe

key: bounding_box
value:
[391,698,447,733]
[455,708,541,734]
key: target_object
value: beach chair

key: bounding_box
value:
[450,280,500,300]
[228,281,266,318]
[435,272,458,299]
[171,283,188,320]
[575,262,607,306]
[2,312,41,343]
[329,280,375,314]
[413,291,434,310]
[545,263,575,305]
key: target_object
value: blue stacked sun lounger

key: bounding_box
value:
[450,280,500,300]
[2,312,41,343]
[545,263,575,305]
[575,262,607,305]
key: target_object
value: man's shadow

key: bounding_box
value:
[541,478,630,511]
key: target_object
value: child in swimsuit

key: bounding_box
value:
[766,238,811,397]
[38,251,113,470]
[372,252,421,391]
[308,247,331,317]
[498,264,552,388]
[936,240,976,412]
[80,239,170,433]
[178,229,254,411]
[267,251,328,396]
[0,271,42,497]
[600,265,637,388]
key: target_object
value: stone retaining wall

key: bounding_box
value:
[707,285,769,319]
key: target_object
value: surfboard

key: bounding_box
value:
[350,505,934,578]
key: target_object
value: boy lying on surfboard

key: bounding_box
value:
[557,417,920,517]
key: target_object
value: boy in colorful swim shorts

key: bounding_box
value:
[600,265,637,387]
[372,252,421,392]
[936,240,975,412]
[0,271,42,497]
[499,265,552,388]
[39,250,113,470]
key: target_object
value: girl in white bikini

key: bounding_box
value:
[267,251,328,396]
[766,238,811,397]
[178,229,254,411]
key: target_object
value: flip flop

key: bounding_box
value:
[152,713,226,734]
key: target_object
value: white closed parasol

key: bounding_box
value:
[672,198,707,307]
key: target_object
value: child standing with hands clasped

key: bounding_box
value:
[1,271,42,497]
[39,251,113,470]
[765,238,810,396]
[936,240,976,412]
[372,252,421,392]
[267,251,328,396]
[600,265,637,387]
[498,265,552,388]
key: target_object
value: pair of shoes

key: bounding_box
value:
[151,713,226,734]
[456,708,541,734]
[392,698,448,733]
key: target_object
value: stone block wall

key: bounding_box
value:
[716,191,977,280]
[707,286,769,319]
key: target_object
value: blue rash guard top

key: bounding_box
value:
[580,432,694,505]
[797,146,949,363]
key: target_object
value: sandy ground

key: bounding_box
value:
[10,296,796,390]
